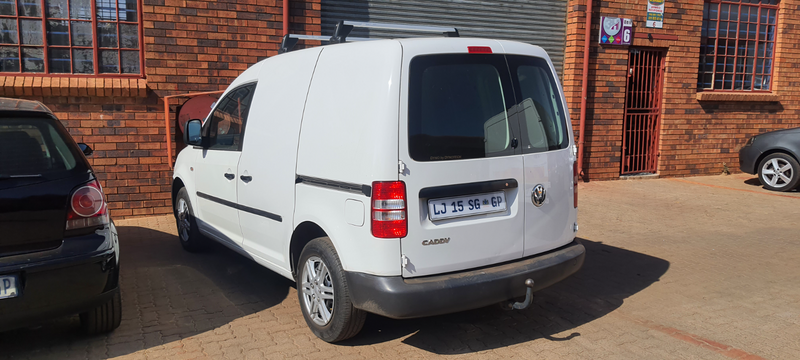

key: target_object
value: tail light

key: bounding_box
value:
[573,161,579,208]
[66,179,109,230]
[371,181,407,238]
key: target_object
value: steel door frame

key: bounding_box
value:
[621,48,666,175]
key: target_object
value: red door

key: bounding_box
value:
[622,49,665,175]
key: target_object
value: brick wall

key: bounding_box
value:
[565,0,800,181]
[0,0,321,218]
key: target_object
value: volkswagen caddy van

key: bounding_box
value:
[172,27,585,342]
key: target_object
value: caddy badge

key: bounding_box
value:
[422,238,450,246]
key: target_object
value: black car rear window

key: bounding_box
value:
[0,118,78,177]
[408,54,569,162]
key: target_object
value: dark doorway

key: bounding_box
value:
[622,48,665,175]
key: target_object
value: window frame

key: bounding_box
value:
[407,54,520,162]
[0,0,144,77]
[202,82,258,152]
[698,0,779,93]
[506,54,570,154]
[407,53,570,163]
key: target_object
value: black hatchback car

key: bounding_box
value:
[0,98,120,334]
[739,127,800,192]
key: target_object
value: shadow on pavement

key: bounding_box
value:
[340,238,670,354]
[0,232,668,357]
[743,176,798,192]
[0,225,293,359]
[744,177,761,186]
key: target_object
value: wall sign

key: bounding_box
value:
[647,0,665,28]
[599,17,633,46]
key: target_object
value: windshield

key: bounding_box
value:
[0,117,79,178]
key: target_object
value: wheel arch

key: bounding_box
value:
[755,148,800,174]
[289,221,328,278]
[171,177,185,218]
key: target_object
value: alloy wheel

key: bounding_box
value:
[300,256,335,326]
[176,198,191,242]
[762,158,794,189]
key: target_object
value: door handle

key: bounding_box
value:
[240,175,253,183]
[224,173,235,180]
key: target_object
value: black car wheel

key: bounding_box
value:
[174,187,207,252]
[297,237,366,343]
[80,289,121,335]
[758,153,800,192]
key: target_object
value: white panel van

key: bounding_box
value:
[173,31,585,342]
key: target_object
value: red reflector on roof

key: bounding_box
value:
[468,46,492,54]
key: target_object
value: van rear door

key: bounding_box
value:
[398,42,526,278]
[505,54,578,256]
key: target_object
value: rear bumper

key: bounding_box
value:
[345,239,585,319]
[0,224,119,331]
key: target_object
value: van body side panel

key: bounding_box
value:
[296,41,402,183]
[294,186,401,276]
[237,49,323,277]
[172,148,198,213]
[295,41,403,275]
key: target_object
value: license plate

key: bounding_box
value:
[428,191,507,221]
[0,275,19,300]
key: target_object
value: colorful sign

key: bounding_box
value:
[599,17,633,46]
[647,0,665,28]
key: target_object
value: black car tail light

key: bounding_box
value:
[66,179,109,231]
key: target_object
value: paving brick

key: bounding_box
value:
[2,172,796,357]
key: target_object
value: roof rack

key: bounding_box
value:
[278,20,460,54]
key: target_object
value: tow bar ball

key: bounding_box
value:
[509,279,535,310]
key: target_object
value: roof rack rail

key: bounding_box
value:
[278,20,459,54]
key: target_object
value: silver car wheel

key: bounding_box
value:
[761,158,793,189]
[301,256,335,326]
[176,198,191,241]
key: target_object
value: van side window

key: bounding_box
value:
[206,83,257,151]
[508,56,568,153]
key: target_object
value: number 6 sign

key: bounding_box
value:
[600,17,634,46]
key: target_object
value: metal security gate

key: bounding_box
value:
[320,0,568,75]
[622,48,665,175]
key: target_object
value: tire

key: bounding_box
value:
[80,289,122,335]
[758,153,800,192]
[174,187,208,252]
[296,237,366,343]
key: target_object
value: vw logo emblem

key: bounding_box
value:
[531,184,546,207]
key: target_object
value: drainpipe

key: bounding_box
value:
[577,0,593,179]
[283,0,290,36]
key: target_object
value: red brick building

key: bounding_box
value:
[564,0,799,180]
[0,0,320,218]
[1,0,797,218]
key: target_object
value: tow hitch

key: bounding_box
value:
[508,279,535,310]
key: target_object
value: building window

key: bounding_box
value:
[699,0,778,92]
[0,0,142,76]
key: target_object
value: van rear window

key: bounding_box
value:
[408,54,568,162]
[408,55,516,162]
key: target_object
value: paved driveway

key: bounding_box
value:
[1,174,798,359]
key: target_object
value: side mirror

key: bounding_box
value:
[78,143,93,156]
[184,119,203,146]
